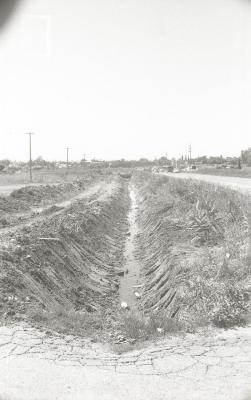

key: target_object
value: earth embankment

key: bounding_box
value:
[0,177,130,323]
[133,172,251,328]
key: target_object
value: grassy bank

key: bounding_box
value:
[134,172,251,329]
[191,167,251,179]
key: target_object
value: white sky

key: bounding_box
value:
[0,0,251,161]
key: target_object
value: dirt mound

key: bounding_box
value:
[10,181,84,206]
[0,196,29,213]
[0,173,102,228]
[0,196,31,228]
[0,178,129,320]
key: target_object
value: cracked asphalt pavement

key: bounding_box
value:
[0,324,251,400]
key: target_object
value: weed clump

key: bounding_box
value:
[27,304,109,338]
[177,258,250,328]
[118,310,181,341]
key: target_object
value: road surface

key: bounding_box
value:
[160,172,251,195]
[0,324,250,400]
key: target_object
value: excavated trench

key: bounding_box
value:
[1,171,249,341]
[0,178,145,318]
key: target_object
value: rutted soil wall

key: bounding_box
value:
[0,177,129,319]
[134,174,190,316]
[133,172,251,328]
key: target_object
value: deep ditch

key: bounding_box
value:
[0,172,250,346]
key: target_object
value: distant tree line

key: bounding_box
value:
[0,149,250,171]
[241,148,251,166]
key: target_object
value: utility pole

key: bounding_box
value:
[188,144,192,163]
[66,147,70,170]
[25,133,34,183]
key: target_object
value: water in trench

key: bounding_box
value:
[119,184,141,310]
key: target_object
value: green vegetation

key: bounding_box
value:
[118,310,182,340]
[241,148,251,166]
[134,172,251,329]
[26,304,109,339]
[191,167,251,179]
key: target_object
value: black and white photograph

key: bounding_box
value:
[0,0,251,399]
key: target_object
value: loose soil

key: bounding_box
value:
[0,181,113,235]
[0,176,129,327]
[0,170,102,229]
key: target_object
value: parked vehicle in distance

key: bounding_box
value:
[159,165,174,173]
